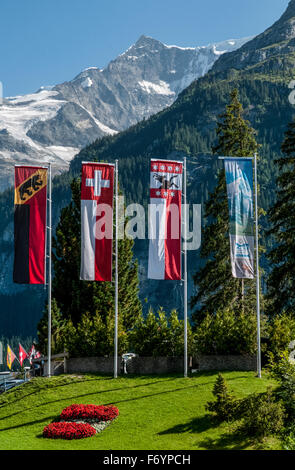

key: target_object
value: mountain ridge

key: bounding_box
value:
[212,0,295,73]
[1,1,294,336]
[0,35,250,191]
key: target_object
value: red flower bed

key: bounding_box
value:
[60,404,119,422]
[43,421,96,440]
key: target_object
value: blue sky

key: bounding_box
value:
[0,0,289,96]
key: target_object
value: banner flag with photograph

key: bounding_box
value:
[224,157,255,279]
[13,166,48,284]
[7,345,16,370]
[148,159,183,280]
[80,162,115,282]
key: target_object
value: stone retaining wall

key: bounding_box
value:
[46,354,256,375]
[196,355,257,372]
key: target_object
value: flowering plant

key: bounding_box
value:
[43,421,96,440]
[43,403,119,439]
[60,404,119,422]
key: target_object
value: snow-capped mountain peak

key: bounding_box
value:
[0,34,251,190]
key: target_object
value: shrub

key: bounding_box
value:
[206,375,285,440]
[128,307,195,357]
[206,373,238,422]
[43,421,96,440]
[62,311,128,357]
[268,352,295,421]
[60,404,119,422]
[266,314,295,359]
[238,388,285,439]
[282,428,295,450]
[194,309,263,355]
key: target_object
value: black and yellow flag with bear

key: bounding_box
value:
[13,166,48,284]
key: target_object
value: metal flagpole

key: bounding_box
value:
[219,155,261,378]
[47,162,52,377]
[254,153,262,379]
[183,157,188,378]
[114,160,119,378]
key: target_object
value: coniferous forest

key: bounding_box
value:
[1,3,295,351]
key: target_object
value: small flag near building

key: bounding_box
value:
[13,165,48,284]
[28,344,41,364]
[223,157,255,279]
[80,162,115,282]
[7,345,16,370]
[148,159,183,280]
[19,344,28,367]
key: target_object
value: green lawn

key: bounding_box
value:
[0,371,281,450]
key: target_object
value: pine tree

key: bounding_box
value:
[267,119,295,314]
[191,89,259,325]
[38,177,142,343]
[205,373,237,422]
[37,298,69,355]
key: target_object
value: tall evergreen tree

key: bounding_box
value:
[191,89,259,325]
[267,119,295,314]
[39,177,142,334]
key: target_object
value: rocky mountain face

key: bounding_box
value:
[0,35,249,191]
[61,2,295,326]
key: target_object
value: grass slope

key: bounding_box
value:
[0,371,281,450]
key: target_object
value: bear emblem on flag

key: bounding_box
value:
[148,159,183,280]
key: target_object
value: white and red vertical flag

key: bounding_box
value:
[28,344,41,364]
[19,344,28,367]
[80,162,115,282]
[148,159,183,280]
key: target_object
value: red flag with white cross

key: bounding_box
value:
[80,162,115,282]
[19,344,28,367]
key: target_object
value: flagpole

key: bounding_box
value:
[220,155,261,377]
[183,157,188,378]
[47,162,52,378]
[254,153,262,379]
[114,159,119,378]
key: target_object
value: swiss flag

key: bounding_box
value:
[80,162,115,282]
[19,344,28,367]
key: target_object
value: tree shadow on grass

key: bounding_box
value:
[0,377,183,425]
[158,413,256,450]
[0,375,105,410]
[197,431,256,450]
[158,414,219,435]
[0,415,57,434]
